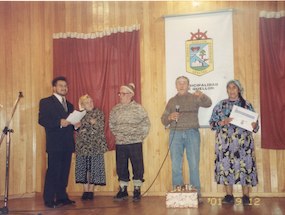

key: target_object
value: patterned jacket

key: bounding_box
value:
[76,108,108,156]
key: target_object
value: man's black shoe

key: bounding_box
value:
[56,198,76,206]
[44,201,57,208]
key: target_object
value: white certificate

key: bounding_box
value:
[229,105,259,132]
[66,110,86,125]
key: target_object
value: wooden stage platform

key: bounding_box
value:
[1,195,284,215]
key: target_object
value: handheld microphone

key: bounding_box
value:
[175,105,180,122]
[175,105,180,112]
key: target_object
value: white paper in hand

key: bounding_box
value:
[66,110,86,125]
[229,105,258,132]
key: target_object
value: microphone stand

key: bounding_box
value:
[0,92,24,214]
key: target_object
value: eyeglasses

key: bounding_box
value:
[118,92,131,96]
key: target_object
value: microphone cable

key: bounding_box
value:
[141,120,178,197]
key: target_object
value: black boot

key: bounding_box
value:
[88,192,94,200]
[242,195,250,205]
[133,186,141,202]
[113,186,128,201]
[222,195,235,204]
[81,192,89,200]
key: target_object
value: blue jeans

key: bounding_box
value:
[169,128,201,192]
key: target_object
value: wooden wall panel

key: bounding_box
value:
[0,2,8,195]
[0,1,284,198]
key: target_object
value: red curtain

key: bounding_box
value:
[53,29,141,150]
[260,11,285,149]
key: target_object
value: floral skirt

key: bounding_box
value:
[214,128,258,186]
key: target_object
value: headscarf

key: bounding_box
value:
[226,79,246,107]
[226,79,244,95]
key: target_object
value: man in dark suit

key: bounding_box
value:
[39,76,76,208]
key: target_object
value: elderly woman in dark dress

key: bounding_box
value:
[209,80,259,205]
[75,94,108,200]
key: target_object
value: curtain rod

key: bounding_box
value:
[163,8,234,18]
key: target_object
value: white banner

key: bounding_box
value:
[165,10,234,127]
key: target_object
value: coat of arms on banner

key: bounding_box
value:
[186,29,213,76]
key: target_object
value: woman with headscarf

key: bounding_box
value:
[109,83,150,202]
[75,94,108,200]
[209,80,259,205]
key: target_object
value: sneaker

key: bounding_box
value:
[81,192,89,200]
[221,195,234,204]
[133,186,141,202]
[113,186,128,201]
[242,195,250,205]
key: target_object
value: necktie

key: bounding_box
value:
[62,97,68,112]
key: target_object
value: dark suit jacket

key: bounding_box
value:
[38,95,75,153]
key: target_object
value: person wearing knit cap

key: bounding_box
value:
[110,83,150,202]
[121,83,135,95]
[161,76,212,204]
[209,79,259,205]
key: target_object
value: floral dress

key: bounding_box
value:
[75,108,108,185]
[209,99,259,186]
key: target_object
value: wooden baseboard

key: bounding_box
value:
[0,192,35,200]
[2,191,285,199]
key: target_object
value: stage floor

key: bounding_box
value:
[1,196,285,215]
